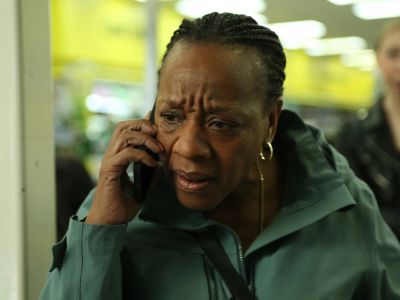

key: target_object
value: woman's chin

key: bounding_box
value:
[176,192,221,212]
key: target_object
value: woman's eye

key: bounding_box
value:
[160,112,179,123]
[161,112,175,121]
[209,120,233,130]
[386,48,400,59]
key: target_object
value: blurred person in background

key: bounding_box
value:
[336,19,400,239]
[56,156,94,240]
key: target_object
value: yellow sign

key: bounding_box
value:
[51,0,182,81]
[285,50,374,109]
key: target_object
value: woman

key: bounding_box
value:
[41,13,400,299]
[336,19,400,239]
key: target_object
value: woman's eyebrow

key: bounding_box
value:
[157,97,249,116]
[206,102,248,114]
[157,98,185,108]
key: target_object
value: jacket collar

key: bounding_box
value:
[139,110,356,244]
[274,110,353,211]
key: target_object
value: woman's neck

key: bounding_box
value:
[205,156,283,250]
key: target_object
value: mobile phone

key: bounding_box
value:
[131,105,158,201]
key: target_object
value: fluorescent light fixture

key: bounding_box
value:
[327,0,357,5]
[86,115,110,141]
[340,49,376,70]
[252,14,269,25]
[136,0,172,2]
[352,0,400,20]
[267,20,326,49]
[86,94,134,116]
[305,36,367,56]
[175,0,266,20]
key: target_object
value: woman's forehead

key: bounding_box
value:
[163,41,263,72]
[159,42,266,97]
[157,68,247,107]
[379,28,400,49]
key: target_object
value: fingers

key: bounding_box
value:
[108,130,163,157]
[100,147,159,179]
[121,147,159,167]
[113,119,156,139]
[105,119,163,158]
[98,118,164,187]
[108,119,154,144]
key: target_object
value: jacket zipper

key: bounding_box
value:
[237,239,248,283]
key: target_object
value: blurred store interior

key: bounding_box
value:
[51,0,399,180]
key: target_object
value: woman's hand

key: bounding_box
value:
[86,119,164,225]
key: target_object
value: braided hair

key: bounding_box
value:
[158,12,286,106]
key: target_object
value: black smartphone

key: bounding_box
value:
[131,105,159,201]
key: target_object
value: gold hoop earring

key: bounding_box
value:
[259,142,273,160]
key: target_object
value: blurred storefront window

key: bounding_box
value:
[51,0,182,178]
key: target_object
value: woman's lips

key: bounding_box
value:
[174,171,214,192]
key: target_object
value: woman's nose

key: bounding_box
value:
[172,121,212,160]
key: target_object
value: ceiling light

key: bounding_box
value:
[267,20,326,49]
[135,0,173,2]
[340,49,376,70]
[352,0,400,20]
[251,14,269,25]
[304,36,367,56]
[175,0,266,19]
[327,0,357,5]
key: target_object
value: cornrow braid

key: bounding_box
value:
[158,12,286,106]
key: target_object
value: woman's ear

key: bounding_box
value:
[266,99,283,141]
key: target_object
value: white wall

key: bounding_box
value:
[0,0,24,299]
[0,0,55,299]
[19,0,56,298]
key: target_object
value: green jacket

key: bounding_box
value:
[40,110,400,299]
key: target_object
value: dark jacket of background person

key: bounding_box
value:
[40,111,400,300]
[56,156,94,240]
[336,98,400,239]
